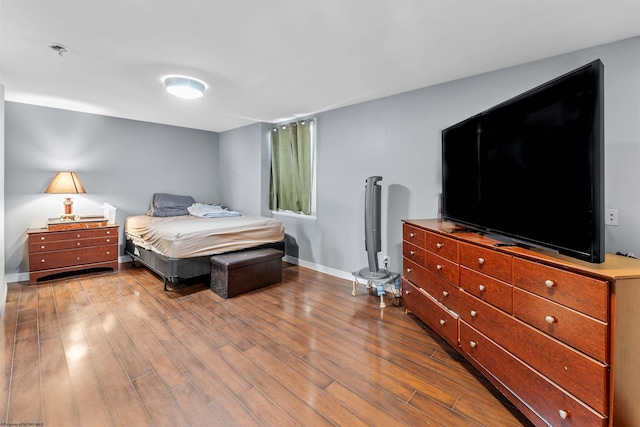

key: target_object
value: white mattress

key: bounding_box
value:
[125,215,285,258]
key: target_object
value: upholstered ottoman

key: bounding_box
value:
[210,248,284,298]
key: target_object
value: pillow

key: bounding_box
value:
[147,193,195,217]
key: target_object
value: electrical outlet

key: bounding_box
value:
[605,209,619,226]
[383,255,390,268]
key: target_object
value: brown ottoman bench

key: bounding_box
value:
[210,248,284,298]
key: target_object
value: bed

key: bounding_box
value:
[125,193,285,289]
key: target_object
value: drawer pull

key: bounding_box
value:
[442,290,449,297]
[410,232,415,238]
[77,242,81,246]
[41,259,46,263]
[439,319,446,326]
[77,257,81,261]
[478,257,485,265]
[478,284,486,292]
[106,239,111,243]
[436,243,443,249]
[470,310,477,317]
[40,245,45,249]
[405,290,410,295]
[545,279,555,288]
[409,250,415,256]
[40,237,46,241]
[107,231,111,235]
[470,341,477,348]
[545,315,556,325]
[558,410,569,420]
[76,234,81,238]
[436,264,443,270]
[106,251,110,255]
[406,268,413,273]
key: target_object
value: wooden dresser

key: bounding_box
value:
[27,225,119,283]
[402,219,640,427]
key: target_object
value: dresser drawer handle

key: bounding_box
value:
[77,257,81,261]
[406,268,413,273]
[106,239,111,243]
[436,243,443,249]
[470,310,477,317]
[545,279,555,288]
[442,290,449,297]
[439,319,446,326]
[410,232,415,238]
[558,409,569,420]
[41,245,45,249]
[41,259,46,263]
[405,289,410,295]
[470,341,477,348]
[436,264,443,270]
[106,251,110,255]
[76,234,81,238]
[409,250,415,256]
[107,231,111,235]
[478,257,485,265]
[77,242,81,246]
[40,237,46,241]
[545,315,556,325]
[478,284,486,292]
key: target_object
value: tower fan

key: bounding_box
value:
[358,176,388,279]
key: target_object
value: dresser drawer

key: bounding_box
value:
[424,231,458,262]
[460,242,512,283]
[513,288,608,362]
[28,227,117,244]
[403,241,425,266]
[460,323,607,427]
[403,257,429,287]
[424,251,459,285]
[459,290,608,414]
[460,266,513,313]
[419,272,460,313]
[403,224,425,248]
[404,279,459,347]
[30,236,117,253]
[513,258,608,322]
[29,245,119,272]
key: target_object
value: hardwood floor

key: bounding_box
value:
[1,263,533,426]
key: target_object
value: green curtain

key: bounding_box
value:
[270,120,313,214]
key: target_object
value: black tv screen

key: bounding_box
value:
[442,60,604,263]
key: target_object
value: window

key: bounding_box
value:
[269,118,316,215]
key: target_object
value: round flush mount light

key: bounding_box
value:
[163,76,206,99]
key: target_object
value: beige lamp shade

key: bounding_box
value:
[45,171,86,194]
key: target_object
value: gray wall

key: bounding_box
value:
[4,104,220,280]
[223,36,640,278]
[218,122,266,216]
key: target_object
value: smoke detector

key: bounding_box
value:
[48,44,70,57]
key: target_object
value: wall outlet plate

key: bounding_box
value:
[605,209,619,226]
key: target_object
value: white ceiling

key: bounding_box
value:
[2,0,639,133]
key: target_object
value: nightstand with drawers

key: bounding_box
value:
[27,225,119,283]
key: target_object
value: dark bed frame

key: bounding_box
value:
[125,239,285,291]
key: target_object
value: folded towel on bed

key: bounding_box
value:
[188,203,242,218]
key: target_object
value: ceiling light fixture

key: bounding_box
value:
[163,76,206,99]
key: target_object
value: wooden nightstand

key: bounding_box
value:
[27,225,119,283]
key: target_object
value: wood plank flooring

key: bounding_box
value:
[1,263,533,426]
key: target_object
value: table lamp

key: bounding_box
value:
[45,171,86,220]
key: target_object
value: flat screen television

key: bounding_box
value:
[442,59,604,263]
